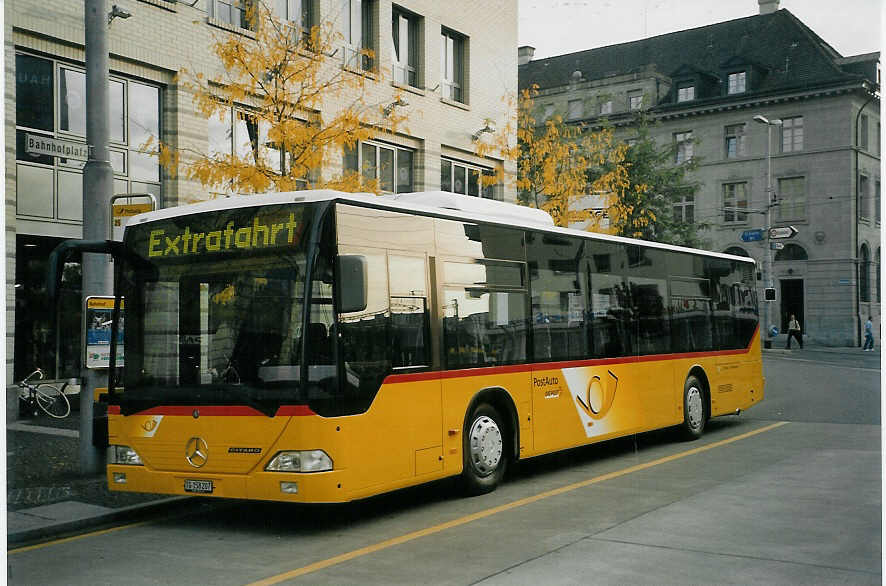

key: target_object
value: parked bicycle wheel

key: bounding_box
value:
[35,384,70,418]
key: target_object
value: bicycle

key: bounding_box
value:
[18,368,71,419]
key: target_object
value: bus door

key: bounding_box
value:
[388,254,442,477]
[338,248,441,491]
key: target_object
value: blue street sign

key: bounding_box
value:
[740,229,764,242]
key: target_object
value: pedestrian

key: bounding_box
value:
[862,316,875,351]
[786,314,803,349]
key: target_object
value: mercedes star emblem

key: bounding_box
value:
[185,437,209,468]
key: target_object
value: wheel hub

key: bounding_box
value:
[468,415,503,476]
[686,386,703,430]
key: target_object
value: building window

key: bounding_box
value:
[725,124,746,158]
[392,6,420,87]
[777,176,806,219]
[209,0,255,30]
[344,140,413,193]
[271,0,314,39]
[859,114,869,150]
[441,27,466,103]
[341,0,375,71]
[441,158,498,199]
[628,90,643,110]
[673,194,695,223]
[208,107,307,194]
[723,246,750,257]
[860,244,871,302]
[674,131,693,164]
[599,100,612,116]
[859,173,870,220]
[775,243,808,261]
[727,71,746,94]
[567,99,583,120]
[15,52,161,223]
[876,179,881,225]
[677,84,695,102]
[781,116,803,152]
[722,182,748,223]
[877,247,881,303]
[542,103,555,121]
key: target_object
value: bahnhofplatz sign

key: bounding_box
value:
[26,134,90,160]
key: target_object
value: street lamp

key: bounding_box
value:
[753,114,782,348]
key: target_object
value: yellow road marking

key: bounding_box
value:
[8,520,152,555]
[249,421,789,585]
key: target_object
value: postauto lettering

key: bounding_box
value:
[147,213,299,258]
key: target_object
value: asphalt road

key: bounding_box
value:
[8,350,881,585]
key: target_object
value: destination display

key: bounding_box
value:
[138,206,308,259]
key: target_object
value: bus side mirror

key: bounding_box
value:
[337,255,367,313]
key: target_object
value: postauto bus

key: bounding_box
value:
[52,190,763,502]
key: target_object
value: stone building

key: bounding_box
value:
[519,0,880,347]
[6,0,517,404]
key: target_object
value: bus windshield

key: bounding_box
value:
[116,202,334,415]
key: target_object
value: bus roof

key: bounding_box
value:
[127,190,755,265]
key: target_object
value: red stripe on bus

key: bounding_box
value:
[384,325,760,384]
[105,405,315,416]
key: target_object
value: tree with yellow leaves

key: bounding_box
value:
[154,0,406,195]
[476,85,630,229]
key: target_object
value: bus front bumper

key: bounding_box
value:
[107,465,349,503]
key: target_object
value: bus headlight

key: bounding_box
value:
[265,450,332,472]
[108,445,143,466]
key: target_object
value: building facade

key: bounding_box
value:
[519,1,880,347]
[6,0,518,412]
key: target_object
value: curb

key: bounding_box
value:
[8,496,191,550]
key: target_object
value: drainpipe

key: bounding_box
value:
[854,85,875,347]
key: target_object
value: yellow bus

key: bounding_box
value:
[67,190,764,501]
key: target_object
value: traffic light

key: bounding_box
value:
[764,288,776,301]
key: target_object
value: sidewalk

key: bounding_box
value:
[7,407,184,548]
[762,335,879,355]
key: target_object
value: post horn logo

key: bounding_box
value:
[575,370,618,420]
[185,437,209,468]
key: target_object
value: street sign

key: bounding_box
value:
[770,242,784,250]
[26,134,90,160]
[740,229,764,242]
[769,226,798,240]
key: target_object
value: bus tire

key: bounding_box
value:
[681,375,706,440]
[461,403,507,495]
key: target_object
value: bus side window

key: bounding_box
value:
[390,296,429,368]
[527,233,589,362]
[338,249,391,400]
[587,243,633,358]
[388,255,430,369]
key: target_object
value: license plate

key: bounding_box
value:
[184,479,214,494]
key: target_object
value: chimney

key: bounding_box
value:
[758,0,779,14]
[518,45,536,66]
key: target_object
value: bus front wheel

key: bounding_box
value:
[681,375,707,440]
[461,403,507,495]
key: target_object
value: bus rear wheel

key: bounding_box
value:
[461,403,507,495]
[681,375,706,440]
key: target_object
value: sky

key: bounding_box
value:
[519,0,883,60]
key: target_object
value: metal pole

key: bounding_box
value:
[765,124,773,345]
[80,0,113,474]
